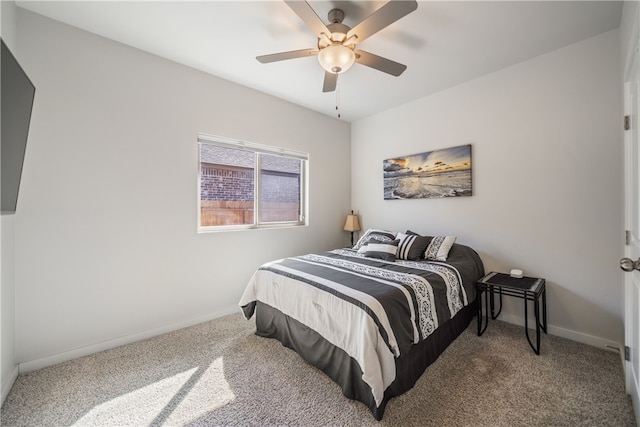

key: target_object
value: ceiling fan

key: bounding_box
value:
[257,1,418,93]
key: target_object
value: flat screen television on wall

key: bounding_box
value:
[1,38,35,214]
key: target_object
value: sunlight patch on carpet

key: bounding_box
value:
[73,367,200,426]
[165,356,237,424]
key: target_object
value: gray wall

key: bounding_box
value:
[351,30,624,348]
[1,0,20,403]
[13,8,351,369]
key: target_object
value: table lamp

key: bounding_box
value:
[343,210,361,247]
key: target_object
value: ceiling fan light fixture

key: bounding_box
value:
[318,44,355,74]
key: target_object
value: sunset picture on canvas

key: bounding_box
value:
[383,144,472,200]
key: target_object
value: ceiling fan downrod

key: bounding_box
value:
[327,8,345,24]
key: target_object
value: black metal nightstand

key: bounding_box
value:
[476,271,547,355]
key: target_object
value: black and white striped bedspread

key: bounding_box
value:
[239,248,470,407]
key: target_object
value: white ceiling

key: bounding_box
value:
[16,1,623,122]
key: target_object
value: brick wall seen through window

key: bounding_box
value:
[198,137,307,230]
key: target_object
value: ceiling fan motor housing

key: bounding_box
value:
[318,23,354,48]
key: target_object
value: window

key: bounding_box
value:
[198,134,308,232]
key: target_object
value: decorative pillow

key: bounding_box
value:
[353,229,396,251]
[396,232,431,261]
[364,238,400,261]
[356,235,396,254]
[424,236,457,261]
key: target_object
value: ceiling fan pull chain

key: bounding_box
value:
[336,76,341,119]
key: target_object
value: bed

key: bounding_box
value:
[239,230,485,420]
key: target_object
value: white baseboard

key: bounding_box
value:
[17,306,623,375]
[1,365,19,405]
[18,305,241,373]
[497,312,623,354]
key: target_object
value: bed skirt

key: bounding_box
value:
[254,298,477,420]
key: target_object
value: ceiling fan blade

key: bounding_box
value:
[354,50,407,76]
[346,1,418,44]
[322,72,337,93]
[285,1,331,38]
[256,48,319,63]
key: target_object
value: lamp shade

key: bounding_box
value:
[318,44,355,74]
[343,214,361,232]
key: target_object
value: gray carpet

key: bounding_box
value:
[1,312,636,426]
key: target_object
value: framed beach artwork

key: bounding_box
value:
[383,144,472,200]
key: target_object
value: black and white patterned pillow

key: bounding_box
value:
[424,236,457,261]
[396,232,431,261]
[352,229,396,251]
[364,238,400,261]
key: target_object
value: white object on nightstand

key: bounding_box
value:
[510,269,523,278]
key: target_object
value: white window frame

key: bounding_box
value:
[197,133,309,232]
